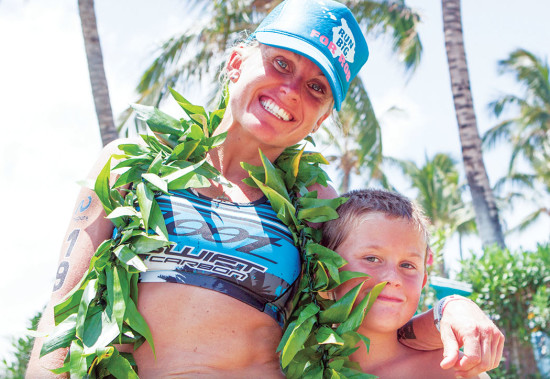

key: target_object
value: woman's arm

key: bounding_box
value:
[398,297,504,377]
[26,139,132,378]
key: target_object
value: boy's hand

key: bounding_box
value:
[439,298,504,377]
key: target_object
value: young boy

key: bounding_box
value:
[321,189,490,379]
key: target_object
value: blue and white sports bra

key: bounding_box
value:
[137,189,301,327]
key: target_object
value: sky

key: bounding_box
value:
[0,0,549,364]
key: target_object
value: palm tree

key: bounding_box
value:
[78,0,118,146]
[440,0,505,249]
[318,78,389,193]
[123,0,423,191]
[483,49,550,232]
[132,0,422,111]
[484,49,550,173]
[391,153,475,276]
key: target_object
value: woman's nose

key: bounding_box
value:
[280,79,300,102]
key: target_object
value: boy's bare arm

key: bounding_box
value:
[398,300,504,377]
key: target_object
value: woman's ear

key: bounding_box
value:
[227,47,244,82]
[313,107,332,132]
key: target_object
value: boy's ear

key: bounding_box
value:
[422,273,428,288]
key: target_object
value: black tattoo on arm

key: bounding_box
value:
[397,320,416,340]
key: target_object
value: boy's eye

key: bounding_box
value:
[364,256,380,263]
[401,262,417,269]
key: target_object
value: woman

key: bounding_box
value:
[27,0,503,377]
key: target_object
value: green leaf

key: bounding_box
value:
[313,261,329,291]
[337,282,386,335]
[284,145,305,188]
[259,149,291,202]
[113,165,147,188]
[117,144,149,156]
[112,156,151,170]
[112,267,127,333]
[170,139,201,161]
[148,196,169,240]
[279,303,319,368]
[308,243,348,270]
[190,114,209,136]
[94,157,113,213]
[209,108,225,131]
[68,339,87,378]
[136,182,153,232]
[162,158,207,184]
[302,362,323,379]
[169,87,208,119]
[75,279,98,338]
[131,234,170,254]
[141,134,172,154]
[124,299,155,358]
[319,282,364,324]
[106,349,139,379]
[142,173,169,194]
[106,206,140,220]
[249,176,297,226]
[40,314,77,356]
[147,152,164,175]
[316,326,344,346]
[132,103,182,135]
[113,245,148,272]
[81,309,103,348]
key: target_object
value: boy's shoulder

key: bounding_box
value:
[372,348,489,379]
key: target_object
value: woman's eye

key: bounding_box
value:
[276,59,289,70]
[309,82,324,93]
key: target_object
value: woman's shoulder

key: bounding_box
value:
[87,137,143,179]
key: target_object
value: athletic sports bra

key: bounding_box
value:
[137,189,301,327]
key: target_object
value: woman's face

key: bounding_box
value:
[333,213,428,334]
[226,43,333,149]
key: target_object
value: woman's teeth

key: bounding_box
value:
[260,98,292,121]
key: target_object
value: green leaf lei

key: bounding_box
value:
[41,89,383,378]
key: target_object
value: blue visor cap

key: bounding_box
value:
[251,0,369,111]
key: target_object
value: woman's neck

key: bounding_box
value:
[210,111,284,182]
[351,326,408,373]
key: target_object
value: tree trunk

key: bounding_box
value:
[508,331,539,377]
[441,0,505,248]
[78,0,118,146]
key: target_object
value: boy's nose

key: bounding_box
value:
[384,267,402,287]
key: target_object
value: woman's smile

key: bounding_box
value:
[259,96,294,122]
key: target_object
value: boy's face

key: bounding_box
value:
[333,212,428,334]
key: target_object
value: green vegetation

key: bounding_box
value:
[459,244,550,377]
[0,310,41,379]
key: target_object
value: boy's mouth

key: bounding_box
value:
[376,295,404,303]
[260,97,293,121]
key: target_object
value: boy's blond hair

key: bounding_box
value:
[321,189,432,261]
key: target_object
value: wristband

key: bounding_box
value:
[433,295,474,332]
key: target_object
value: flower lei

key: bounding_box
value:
[40,89,383,378]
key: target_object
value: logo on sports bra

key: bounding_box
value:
[141,245,268,282]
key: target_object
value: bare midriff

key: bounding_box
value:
[118,282,284,378]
